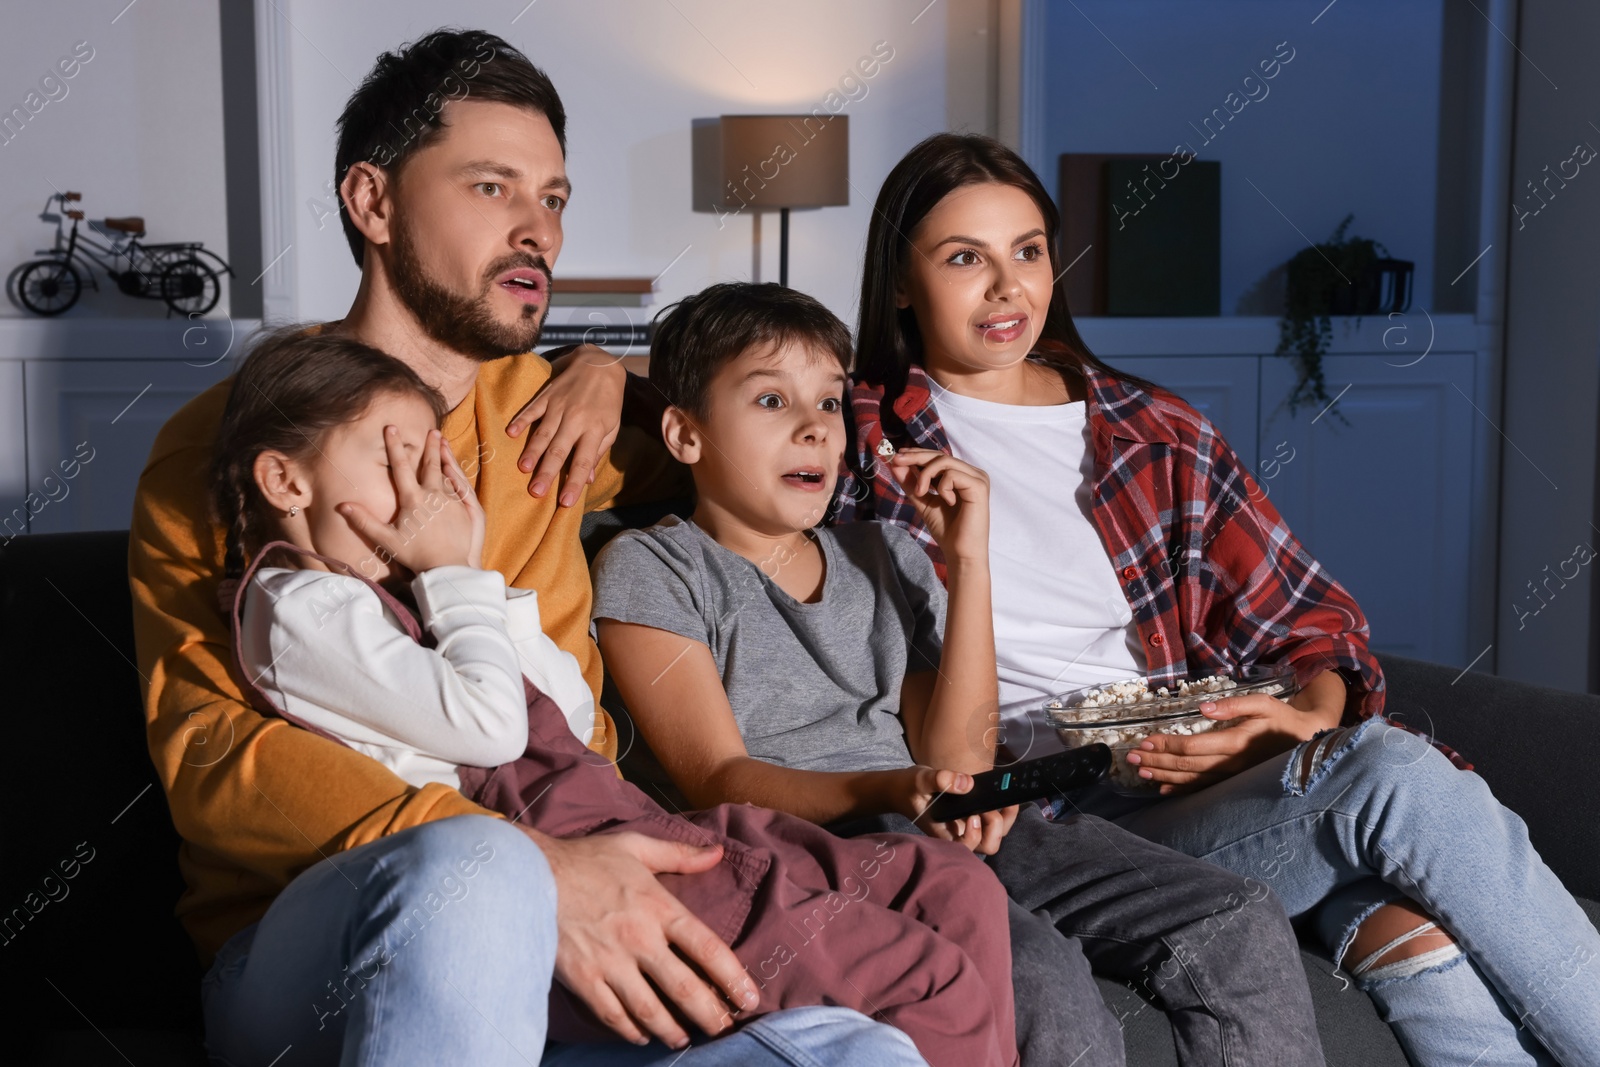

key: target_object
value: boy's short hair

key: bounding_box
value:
[334,29,566,268]
[649,282,854,417]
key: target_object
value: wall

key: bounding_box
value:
[1494,0,1600,692]
[261,0,994,327]
[1037,0,1444,317]
[0,0,229,320]
[1431,0,1489,314]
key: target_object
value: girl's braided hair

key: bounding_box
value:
[209,325,449,585]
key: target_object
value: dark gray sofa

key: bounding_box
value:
[1107,650,1600,1064]
[4,528,1596,1065]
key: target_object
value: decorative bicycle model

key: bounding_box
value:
[13,191,233,317]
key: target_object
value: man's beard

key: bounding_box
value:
[389,219,551,362]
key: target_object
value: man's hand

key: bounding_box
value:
[505,344,626,506]
[526,826,760,1049]
[1127,671,1347,795]
[897,766,1018,855]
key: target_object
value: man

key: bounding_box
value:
[130,29,929,1066]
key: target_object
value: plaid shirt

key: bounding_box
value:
[832,362,1470,771]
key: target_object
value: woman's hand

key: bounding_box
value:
[505,344,626,506]
[896,766,1018,855]
[337,427,477,574]
[1127,671,1347,795]
[889,448,990,567]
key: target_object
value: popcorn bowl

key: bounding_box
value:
[1041,666,1300,794]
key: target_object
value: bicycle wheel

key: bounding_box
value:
[160,257,221,316]
[17,259,82,316]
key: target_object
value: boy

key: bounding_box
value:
[593,282,1326,1067]
[596,281,1008,844]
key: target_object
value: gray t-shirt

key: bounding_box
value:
[590,517,947,774]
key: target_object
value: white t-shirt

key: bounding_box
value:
[239,564,596,791]
[929,378,1147,730]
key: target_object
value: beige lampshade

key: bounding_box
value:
[693,114,850,212]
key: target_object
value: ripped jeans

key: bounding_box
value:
[1059,718,1600,1067]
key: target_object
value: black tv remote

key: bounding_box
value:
[922,744,1112,822]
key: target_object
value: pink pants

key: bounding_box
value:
[461,679,1018,1067]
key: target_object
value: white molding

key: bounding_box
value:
[0,312,1484,362]
[996,0,1023,150]
[0,362,24,522]
[532,315,1485,370]
[1467,0,1519,673]
[1073,314,1484,358]
[1017,0,1049,181]
[0,318,263,362]
[1476,0,1517,335]
[255,0,297,323]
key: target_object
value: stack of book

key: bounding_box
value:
[537,277,655,352]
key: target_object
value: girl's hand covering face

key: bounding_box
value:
[336,427,479,575]
[889,447,991,567]
[440,442,487,570]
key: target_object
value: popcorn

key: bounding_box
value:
[1050,673,1240,717]
[875,437,897,459]
[1045,673,1287,792]
[1061,714,1227,790]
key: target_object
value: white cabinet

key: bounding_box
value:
[0,318,253,539]
[0,362,27,540]
[1259,352,1478,665]
[23,359,234,535]
[1104,355,1260,471]
[1081,319,1490,668]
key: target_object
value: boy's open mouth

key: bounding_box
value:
[781,468,827,491]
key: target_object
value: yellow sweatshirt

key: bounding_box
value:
[129,348,678,962]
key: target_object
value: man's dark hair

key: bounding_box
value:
[649,283,854,418]
[334,28,567,268]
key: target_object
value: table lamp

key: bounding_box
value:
[692,113,850,286]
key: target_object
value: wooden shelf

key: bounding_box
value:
[551,277,654,294]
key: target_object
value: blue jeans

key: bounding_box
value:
[542,1008,927,1067]
[202,815,929,1067]
[1062,718,1600,1066]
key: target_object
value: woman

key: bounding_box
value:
[832,132,1600,1066]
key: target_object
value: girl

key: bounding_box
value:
[833,132,1600,1066]
[209,326,1021,1067]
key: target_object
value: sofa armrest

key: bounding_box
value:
[1378,654,1600,900]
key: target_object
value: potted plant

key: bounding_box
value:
[1276,214,1410,417]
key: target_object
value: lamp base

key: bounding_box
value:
[779,207,790,288]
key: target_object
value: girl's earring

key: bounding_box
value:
[288,505,300,517]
